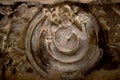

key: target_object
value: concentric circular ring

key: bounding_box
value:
[26,4,101,79]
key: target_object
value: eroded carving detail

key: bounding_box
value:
[0,1,119,80]
[26,4,101,79]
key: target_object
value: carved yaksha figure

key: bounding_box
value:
[0,0,120,80]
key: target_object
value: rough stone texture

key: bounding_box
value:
[0,1,120,80]
[0,0,120,5]
[0,0,94,5]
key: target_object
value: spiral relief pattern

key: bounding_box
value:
[26,4,101,79]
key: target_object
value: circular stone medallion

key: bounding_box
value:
[26,4,101,79]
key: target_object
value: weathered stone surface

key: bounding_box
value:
[0,0,120,5]
[0,1,120,80]
[0,0,94,5]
